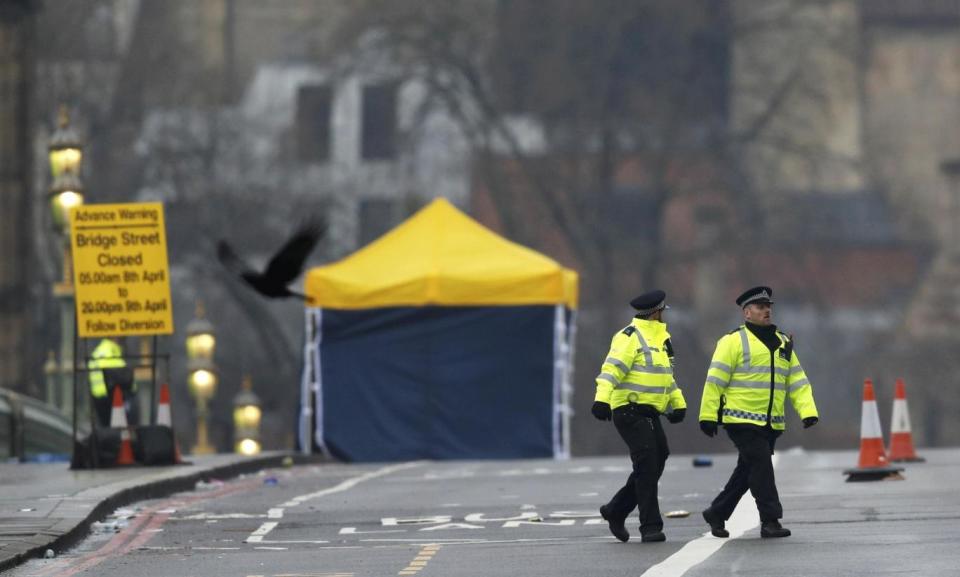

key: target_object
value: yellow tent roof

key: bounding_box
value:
[305,198,578,309]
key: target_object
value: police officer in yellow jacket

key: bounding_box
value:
[88,338,128,427]
[592,290,686,543]
[698,286,818,539]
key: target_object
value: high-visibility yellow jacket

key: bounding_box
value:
[699,325,818,429]
[88,338,125,399]
[594,318,686,412]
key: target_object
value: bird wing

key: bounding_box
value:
[262,219,326,285]
[216,240,258,277]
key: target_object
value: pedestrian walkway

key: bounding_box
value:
[0,452,294,572]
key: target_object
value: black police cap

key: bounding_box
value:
[736,286,774,308]
[630,290,668,315]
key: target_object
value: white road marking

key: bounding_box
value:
[246,521,279,543]
[464,512,538,522]
[244,462,421,545]
[361,537,573,545]
[285,462,421,508]
[419,523,483,531]
[339,527,406,535]
[173,513,265,520]
[639,454,780,577]
[502,519,574,528]
[383,516,451,525]
[253,539,330,544]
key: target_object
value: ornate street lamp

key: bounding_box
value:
[48,105,84,416]
[233,375,262,455]
[48,105,83,178]
[186,302,217,454]
[48,173,84,236]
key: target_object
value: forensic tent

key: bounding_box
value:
[299,198,578,462]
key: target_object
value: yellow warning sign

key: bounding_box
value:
[70,202,174,337]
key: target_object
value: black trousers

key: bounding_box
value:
[605,404,669,533]
[709,425,783,522]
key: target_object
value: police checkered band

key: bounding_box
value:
[741,290,773,307]
[722,408,785,424]
[635,301,666,316]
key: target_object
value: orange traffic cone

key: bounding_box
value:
[843,379,904,481]
[888,378,925,463]
[110,386,136,466]
[157,382,184,464]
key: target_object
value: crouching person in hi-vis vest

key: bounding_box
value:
[592,290,686,543]
[698,286,818,539]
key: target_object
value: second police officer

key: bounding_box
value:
[592,290,687,543]
[698,286,819,539]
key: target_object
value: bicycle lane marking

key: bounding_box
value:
[244,461,422,544]
[640,453,780,577]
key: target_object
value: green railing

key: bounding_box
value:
[0,388,75,462]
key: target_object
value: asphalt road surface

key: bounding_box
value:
[8,448,959,577]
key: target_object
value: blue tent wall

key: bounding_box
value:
[318,306,555,461]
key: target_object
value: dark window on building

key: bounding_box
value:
[359,199,399,246]
[296,85,332,163]
[361,82,398,161]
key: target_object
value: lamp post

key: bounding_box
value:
[48,105,84,416]
[233,375,262,455]
[186,302,217,454]
[43,351,57,407]
[941,159,960,254]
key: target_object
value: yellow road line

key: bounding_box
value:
[398,544,442,575]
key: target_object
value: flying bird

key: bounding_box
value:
[217,219,325,302]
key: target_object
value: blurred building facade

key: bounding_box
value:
[12,0,960,451]
[31,0,472,451]
[0,1,35,395]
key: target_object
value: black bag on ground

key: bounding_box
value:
[71,427,122,469]
[135,425,176,465]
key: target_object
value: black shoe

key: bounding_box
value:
[640,530,666,543]
[599,505,629,542]
[702,508,729,538]
[760,521,791,538]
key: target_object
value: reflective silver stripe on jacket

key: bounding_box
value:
[710,361,732,373]
[598,373,620,386]
[634,330,655,366]
[739,328,751,365]
[604,357,629,374]
[734,366,789,377]
[706,375,728,388]
[734,328,790,378]
[631,364,673,374]
[727,379,785,391]
[722,408,785,424]
[618,382,671,395]
[787,377,810,393]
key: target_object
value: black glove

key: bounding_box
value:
[666,408,686,424]
[802,416,818,429]
[591,401,612,421]
[699,420,718,437]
